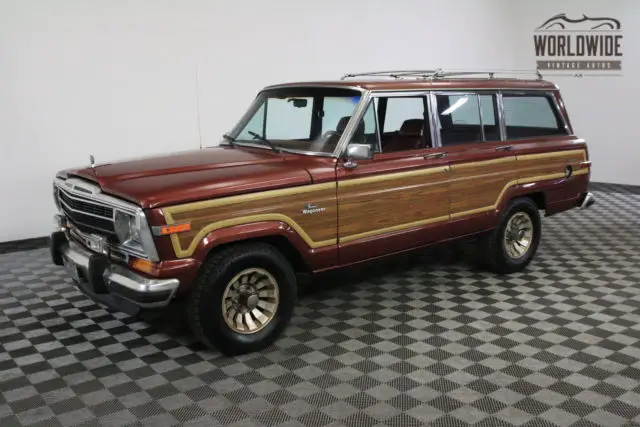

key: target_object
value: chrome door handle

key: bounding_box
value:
[495,145,513,151]
[424,152,447,159]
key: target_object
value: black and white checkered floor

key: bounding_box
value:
[2,188,640,427]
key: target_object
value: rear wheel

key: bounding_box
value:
[479,197,541,274]
[187,242,297,355]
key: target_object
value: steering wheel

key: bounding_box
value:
[321,130,340,140]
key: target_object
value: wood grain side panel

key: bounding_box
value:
[450,157,517,216]
[337,167,450,242]
[165,184,338,257]
[159,149,590,259]
[516,149,587,182]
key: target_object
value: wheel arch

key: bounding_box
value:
[521,191,546,211]
[499,184,549,216]
[191,221,313,274]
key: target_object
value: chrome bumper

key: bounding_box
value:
[579,192,595,209]
[52,231,179,311]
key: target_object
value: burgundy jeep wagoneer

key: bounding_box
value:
[50,69,594,354]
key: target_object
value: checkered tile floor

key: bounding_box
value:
[2,189,640,427]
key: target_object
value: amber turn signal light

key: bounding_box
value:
[157,223,191,235]
[129,258,157,275]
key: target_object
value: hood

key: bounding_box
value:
[62,146,313,208]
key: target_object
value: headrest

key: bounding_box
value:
[398,119,424,136]
[336,116,351,133]
[336,116,365,142]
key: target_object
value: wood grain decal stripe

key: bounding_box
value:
[339,215,450,243]
[451,156,515,169]
[168,214,338,258]
[163,182,336,215]
[338,165,448,188]
[516,149,585,162]
[162,149,589,258]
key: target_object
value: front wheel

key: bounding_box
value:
[187,242,297,355]
[479,197,541,274]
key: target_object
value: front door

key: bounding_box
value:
[336,94,452,265]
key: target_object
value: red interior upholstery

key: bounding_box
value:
[382,118,428,152]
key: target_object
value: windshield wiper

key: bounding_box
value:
[248,131,280,152]
[221,133,236,146]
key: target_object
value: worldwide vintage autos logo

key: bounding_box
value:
[533,13,623,76]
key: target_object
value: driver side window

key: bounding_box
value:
[348,100,380,153]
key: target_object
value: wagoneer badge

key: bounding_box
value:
[302,203,326,215]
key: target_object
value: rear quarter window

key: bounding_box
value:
[503,93,568,139]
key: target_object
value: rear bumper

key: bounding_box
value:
[579,191,595,209]
[50,230,180,313]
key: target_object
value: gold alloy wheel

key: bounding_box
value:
[503,211,534,259]
[221,268,280,334]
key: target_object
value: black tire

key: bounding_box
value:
[479,197,541,274]
[187,242,297,355]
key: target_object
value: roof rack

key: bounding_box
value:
[340,68,544,81]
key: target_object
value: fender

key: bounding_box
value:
[191,220,338,271]
[496,173,589,216]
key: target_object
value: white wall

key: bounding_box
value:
[0,0,554,242]
[506,0,639,186]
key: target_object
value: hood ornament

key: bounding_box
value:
[89,155,98,175]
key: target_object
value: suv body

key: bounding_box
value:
[50,69,594,354]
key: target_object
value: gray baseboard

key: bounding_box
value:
[0,236,50,254]
[589,181,640,195]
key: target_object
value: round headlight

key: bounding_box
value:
[114,211,138,244]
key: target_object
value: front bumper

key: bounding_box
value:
[50,230,180,313]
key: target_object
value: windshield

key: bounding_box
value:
[229,87,364,155]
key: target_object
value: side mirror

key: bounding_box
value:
[346,143,372,160]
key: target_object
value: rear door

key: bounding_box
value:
[430,91,518,237]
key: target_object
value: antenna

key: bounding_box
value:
[195,64,203,149]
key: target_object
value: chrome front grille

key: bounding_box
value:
[56,186,118,240]
[58,189,113,219]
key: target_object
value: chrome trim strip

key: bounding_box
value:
[429,92,443,149]
[61,240,179,309]
[425,92,442,150]
[136,210,158,260]
[373,99,382,153]
[496,92,507,141]
[332,90,374,157]
[56,178,138,214]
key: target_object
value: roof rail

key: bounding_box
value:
[341,68,543,81]
[433,69,544,80]
[340,69,442,80]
